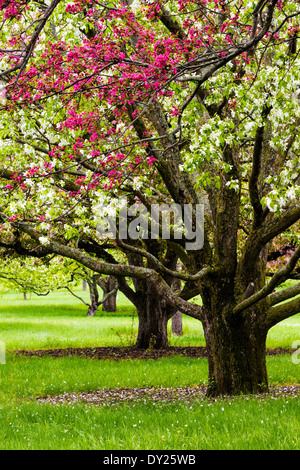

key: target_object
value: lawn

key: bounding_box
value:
[0,288,299,450]
[0,289,298,350]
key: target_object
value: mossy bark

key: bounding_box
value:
[202,307,268,396]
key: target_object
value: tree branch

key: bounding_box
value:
[97,279,119,307]
[158,5,185,40]
[268,282,300,307]
[234,244,300,315]
[1,0,62,81]
[57,285,90,307]
[116,236,213,282]
[249,120,268,227]
[266,294,300,329]
[259,204,300,246]
[175,0,280,84]
[14,221,202,318]
[0,273,50,296]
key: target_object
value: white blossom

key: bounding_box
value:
[39,237,50,245]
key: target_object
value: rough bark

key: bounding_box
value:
[86,300,99,317]
[102,291,117,312]
[87,282,99,317]
[201,270,269,396]
[203,308,268,396]
[86,275,99,317]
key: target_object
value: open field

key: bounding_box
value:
[0,289,299,350]
[0,289,299,450]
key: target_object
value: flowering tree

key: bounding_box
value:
[0,0,300,396]
[0,251,75,297]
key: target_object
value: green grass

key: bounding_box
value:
[1,397,299,450]
[0,290,205,350]
[0,353,299,450]
[0,355,209,401]
[1,289,298,351]
[0,288,300,450]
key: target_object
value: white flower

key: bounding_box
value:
[39,236,50,245]
[130,0,141,14]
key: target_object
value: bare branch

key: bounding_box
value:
[57,285,90,307]
[0,274,50,296]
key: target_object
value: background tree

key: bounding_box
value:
[0,253,72,298]
[97,276,118,312]
[59,264,119,316]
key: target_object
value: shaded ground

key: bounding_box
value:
[11,346,294,360]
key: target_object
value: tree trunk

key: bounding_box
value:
[102,293,117,312]
[203,315,268,396]
[102,276,117,312]
[126,251,178,350]
[171,277,182,336]
[86,275,99,316]
[172,311,182,336]
[201,274,268,397]
[135,292,169,349]
[86,300,98,316]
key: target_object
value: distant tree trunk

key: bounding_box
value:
[101,276,117,312]
[172,311,182,336]
[23,292,27,301]
[126,251,180,350]
[171,277,182,336]
[82,280,87,291]
[86,300,99,316]
[86,275,99,316]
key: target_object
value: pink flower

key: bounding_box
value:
[147,155,156,166]
[220,22,228,34]
[170,106,180,117]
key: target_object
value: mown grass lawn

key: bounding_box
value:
[0,289,299,450]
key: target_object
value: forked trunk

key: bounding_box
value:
[86,301,98,317]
